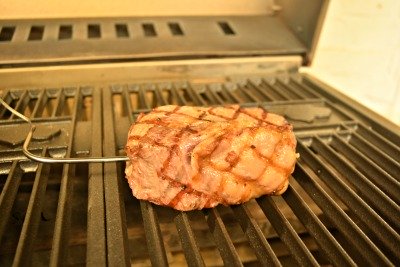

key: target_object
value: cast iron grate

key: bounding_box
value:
[0,87,105,266]
[0,74,399,266]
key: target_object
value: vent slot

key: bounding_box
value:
[115,24,129,38]
[88,24,101,39]
[142,23,157,37]
[28,26,44,41]
[58,25,72,40]
[218,22,235,35]
[0,26,15,42]
[168,22,184,36]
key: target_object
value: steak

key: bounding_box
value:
[125,105,297,211]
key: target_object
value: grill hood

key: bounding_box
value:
[0,0,328,67]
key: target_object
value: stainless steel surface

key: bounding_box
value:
[0,0,328,67]
[0,0,276,19]
[277,0,329,63]
[0,56,302,88]
[1,1,399,265]
[0,16,306,67]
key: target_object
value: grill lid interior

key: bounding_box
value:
[0,0,327,67]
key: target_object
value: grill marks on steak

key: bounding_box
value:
[125,105,297,211]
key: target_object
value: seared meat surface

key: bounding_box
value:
[125,105,297,211]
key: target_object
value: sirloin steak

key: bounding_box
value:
[125,105,297,211]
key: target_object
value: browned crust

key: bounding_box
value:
[126,105,295,209]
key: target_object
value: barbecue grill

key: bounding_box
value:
[0,1,399,266]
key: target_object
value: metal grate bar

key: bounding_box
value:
[257,196,319,267]
[50,90,63,117]
[158,86,172,105]
[286,79,318,99]
[33,90,50,119]
[207,87,225,105]
[283,185,356,267]
[238,85,260,103]
[175,85,190,106]
[275,79,305,100]
[286,81,318,100]
[174,212,206,267]
[123,87,134,117]
[330,134,400,203]
[138,86,151,109]
[293,122,349,134]
[289,78,321,99]
[217,86,235,104]
[216,87,232,104]
[13,149,50,266]
[293,163,392,266]
[103,88,130,266]
[202,87,218,105]
[302,76,400,147]
[197,89,211,105]
[155,86,168,106]
[86,89,106,265]
[0,161,23,244]
[231,204,281,266]
[347,132,400,180]
[187,84,207,106]
[356,124,400,162]
[260,79,289,101]
[140,201,169,267]
[0,90,10,118]
[171,85,187,105]
[9,91,27,120]
[324,102,354,122]
[14,91,32,119]
[312,137,400,228]
[221,85,241,103]
[299,141,400,257]
[205,208,243,267]
[125,84,169,266]
[201,86,218,105]
[30,90,45,118]
[171,85,183,105]
[270,80,296,100]
[53,89,66,117]
[49,89,80,266]
[326,93,376,121]
[246,80,274,101]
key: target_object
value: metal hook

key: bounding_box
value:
[0,97,129,163]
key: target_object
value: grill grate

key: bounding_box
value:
[0,74,399,266]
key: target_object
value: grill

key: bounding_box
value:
[0,72,399,266]
[1,1,400,266]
